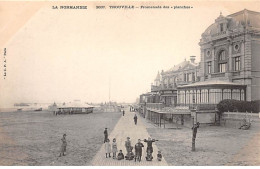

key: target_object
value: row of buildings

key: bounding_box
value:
[140,9,260,111]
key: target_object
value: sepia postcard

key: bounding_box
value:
[0,0,260,166]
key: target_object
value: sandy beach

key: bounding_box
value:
[0,110,121,165]
[0,108,260,166]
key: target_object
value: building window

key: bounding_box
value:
[184,73,186,82]
[219,63,226,73]
[187,73,189,82]
[223,89,231,100]
[192,72,195,82]
[234,56,241,71]
[207,61,212,74]
[219,50,226,61]
[218,50,227,73]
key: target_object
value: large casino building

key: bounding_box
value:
[140,9,260,109]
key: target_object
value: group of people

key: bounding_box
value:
[58,108,163,162]
[104,133,162,162]
[59,121,200,158]
[129,106,138,112]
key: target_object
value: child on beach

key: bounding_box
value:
[117,150,124,160]
[157,151,162,161]
[125,146,135,160]
[112,138,118,159]
[59,134,67,157]
[105,139,112,158]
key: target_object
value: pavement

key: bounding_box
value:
[91,108,168,166]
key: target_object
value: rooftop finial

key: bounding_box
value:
[220,11,222,16]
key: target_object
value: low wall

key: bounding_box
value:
[196,112,216,124]
[221,112,260,128]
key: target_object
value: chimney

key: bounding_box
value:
[190,56,196,63]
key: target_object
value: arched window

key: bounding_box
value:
[218,50,227,73]
[219,50,226,61]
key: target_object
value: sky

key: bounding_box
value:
[0,1,260,107]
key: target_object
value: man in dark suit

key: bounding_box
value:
[104,128,108,143]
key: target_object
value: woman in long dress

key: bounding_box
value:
[105,139,112,158]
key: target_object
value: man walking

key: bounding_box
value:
[104,128,108,143]
[134,114,138,125]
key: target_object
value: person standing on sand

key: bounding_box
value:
[134,114,138,125]
[143,137,158,161]
[59,134,67,157]
[123,110,125,116]
[105,139,112,158]
[104,128,108,143]
[134,139,144,162]
[125,137,131,155]
[192,122,200,151]
[112,138,118,159]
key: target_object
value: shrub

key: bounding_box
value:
[217,99,260,113]
[251,100,260,113]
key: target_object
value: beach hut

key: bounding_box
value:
[55,102,94,115]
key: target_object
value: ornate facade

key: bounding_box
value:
[149,56,199,106]
[141,9,260,108]
[178,9,260,106]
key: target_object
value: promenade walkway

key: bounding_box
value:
[91,108,168,166]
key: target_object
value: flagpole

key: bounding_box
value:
[109,76,111,108]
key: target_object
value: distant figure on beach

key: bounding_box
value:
[112,138,118,159]
[192,122,200,151]
[157,151,162,161]
[105,139,111,158]
[134,139,144,162]
[134,114,138,125]
[117,150,124,160]
[59,134,67,157]
[144,137,158,161]
[122,110,125,116]
[125,137,131,155]
[104,128,108,143]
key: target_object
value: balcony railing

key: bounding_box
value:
[211,72,225,78]
[151,84,177,91]
[146,103,165,110]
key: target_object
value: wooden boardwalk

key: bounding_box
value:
[91,108,168,166]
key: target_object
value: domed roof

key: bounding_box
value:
[202,9,260,38]
[202,23,219,37]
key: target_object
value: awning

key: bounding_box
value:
[147,108,191,115]
[178,80,246,89]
